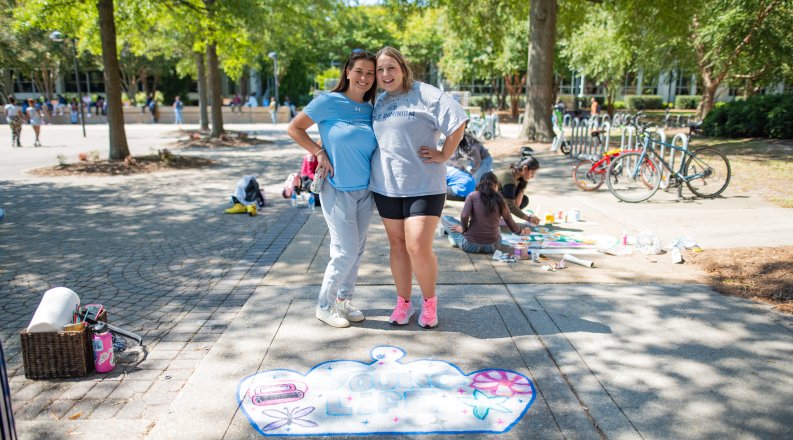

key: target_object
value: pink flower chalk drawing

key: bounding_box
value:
[470,370,533,397]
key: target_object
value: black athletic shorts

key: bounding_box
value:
[373,193,446,220]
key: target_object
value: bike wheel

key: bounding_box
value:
[572,160,605,191]
[560,141,571,155]
[684,147,731,198]
[606,152,662,203]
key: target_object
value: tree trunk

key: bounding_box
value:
[505,73,526,119]
[120,69,137,103]
[206,42,224,137]
[520,0,557,141]
[195,51,209,131]
[140,68,148,97]
[97,0,129,160]
[696,85,717,120]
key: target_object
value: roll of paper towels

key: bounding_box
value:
[27,287,80,333]
[563,253,595,268]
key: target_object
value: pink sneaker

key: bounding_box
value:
[419,296,438,329]
[388,297,414,325]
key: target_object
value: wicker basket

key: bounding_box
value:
[20,310,107,380]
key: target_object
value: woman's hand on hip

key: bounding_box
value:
[418,146,445,164]
[316,157,334,177]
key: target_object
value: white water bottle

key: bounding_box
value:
[290,191,297,207]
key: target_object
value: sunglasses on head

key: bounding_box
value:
[351,48,375,57]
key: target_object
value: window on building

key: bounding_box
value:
[623,72,638,95]
[676,73,694,96]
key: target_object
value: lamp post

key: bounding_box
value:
[49,31,86,138]
[268,51,278,109]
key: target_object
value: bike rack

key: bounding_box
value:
[620,125,637,151]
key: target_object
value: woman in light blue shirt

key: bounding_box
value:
[287,49,378,328]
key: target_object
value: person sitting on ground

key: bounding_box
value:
[449,132,492,183]
[493,156,541,226]
[445,165,475,201]
[230,94,242,113]
[300,152,321,207]
[441,172,531,254]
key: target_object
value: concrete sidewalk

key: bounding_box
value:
[2,124,792,439]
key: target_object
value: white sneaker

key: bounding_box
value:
[335,299,365,322]
[315,305,350,328]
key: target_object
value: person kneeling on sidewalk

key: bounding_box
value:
[441,172,531,254]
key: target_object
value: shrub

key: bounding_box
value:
[134,91,164,107]
[675,95,701,109]
[625,95,664,110]
[767,94,793,139]
[613,101,626,110]
[702,93,793,139]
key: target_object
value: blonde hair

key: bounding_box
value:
[376,46,414,93]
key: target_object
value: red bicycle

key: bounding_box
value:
[572,148,625,191]
[572,146,661,191]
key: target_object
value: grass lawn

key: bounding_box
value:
[691,137,793,208]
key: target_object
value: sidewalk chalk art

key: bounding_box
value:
[237,346,536,436]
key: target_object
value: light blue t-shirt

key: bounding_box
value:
[370,82,470,197]
[303,92,377,191]
[446,166,476,198]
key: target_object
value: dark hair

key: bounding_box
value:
[509,156,540,180]
[477,172,505,215]
[375,46,414,93]
[7,96,15,104]
[331,49,377,104]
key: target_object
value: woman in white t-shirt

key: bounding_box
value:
[26,98,43,147]
[369,47,469,329]
[4,96,22,147]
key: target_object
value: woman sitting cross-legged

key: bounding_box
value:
[441,172,531,254]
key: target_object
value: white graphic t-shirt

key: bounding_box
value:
[370,82,469,197]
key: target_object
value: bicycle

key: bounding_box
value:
[573,147,631,191]
[606,129,731,203]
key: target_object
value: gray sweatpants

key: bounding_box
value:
[317,184,374,309]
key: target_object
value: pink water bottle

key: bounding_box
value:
[92,322,115,373]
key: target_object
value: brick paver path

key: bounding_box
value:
[0,128,307,424]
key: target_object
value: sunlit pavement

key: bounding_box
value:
[1,124,792,439]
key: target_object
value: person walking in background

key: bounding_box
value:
[4,96,23,147]
[287,49,378,328]
[69,98,79,124]
[25,98,43,147]
[590,97,599,118]
[284,95,296,120]
[147,93,159,123]
[441,172,531,254]
[369,46,469,329]
[494,156,542,226]
[173,95,184,126]
[268,96,277,124]
[56,94,67,115]
[82,93,92,118]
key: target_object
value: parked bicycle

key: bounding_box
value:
[606,127,731,203]
[573,147,635,191]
